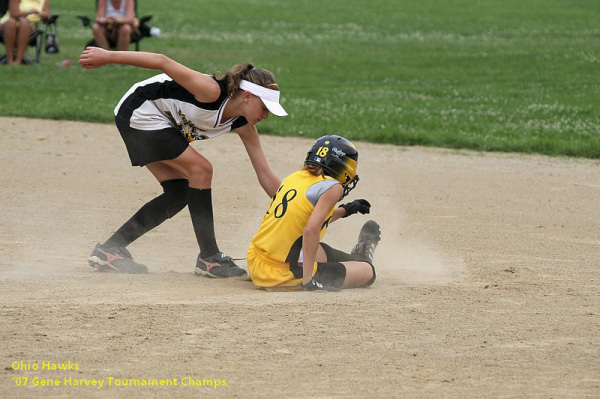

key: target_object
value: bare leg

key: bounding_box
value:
[116,23,132,51]
[160,147,213,189]
[2,18,17,64]
[313,244,374,288]
[92,23,110,49]
[146,160,188,183]
[316,227,380,289]
[15,19,32,64]
[340,261,374,288]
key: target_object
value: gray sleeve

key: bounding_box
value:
[306,180,340,206]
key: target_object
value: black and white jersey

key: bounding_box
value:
[114,73,248,142]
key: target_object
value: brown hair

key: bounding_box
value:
[302,164,326,177]
[214,63,279,98]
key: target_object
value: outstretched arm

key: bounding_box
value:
[78,47,220,102]
[235,124,280,197]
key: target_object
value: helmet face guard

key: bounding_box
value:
[341,174,359,200]
[304,135,359,201]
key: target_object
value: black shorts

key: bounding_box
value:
[115,114,189,167]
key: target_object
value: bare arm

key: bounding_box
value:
[301,184,343,285]
[235,124,281,197]
[38,0,50,20]
[78,47,220,102]
[330,207,346,223]
[8,0,27,19]
[96,0,107,22]
[118,0,135,25]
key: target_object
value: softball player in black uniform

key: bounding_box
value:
[79,47,287,278]
[247,135,381,291]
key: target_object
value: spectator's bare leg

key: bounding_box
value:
[3,18,17,64]
[117,24,132,51]
[15,20,33,65]
[92,23,110,50]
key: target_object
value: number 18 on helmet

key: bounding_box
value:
[304,135,359,200]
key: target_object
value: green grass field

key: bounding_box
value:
[1,0,599,158]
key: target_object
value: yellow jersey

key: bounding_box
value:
[248,170,339,287]
[0,0,46,24]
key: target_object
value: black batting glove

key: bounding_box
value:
[339,199,371,218]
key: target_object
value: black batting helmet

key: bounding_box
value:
[304,135,359,200]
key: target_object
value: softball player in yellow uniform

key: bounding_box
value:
[247,135,381,291]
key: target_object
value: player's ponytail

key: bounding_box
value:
[302,164,326,177]
[214,63,279,97]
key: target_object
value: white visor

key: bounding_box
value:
[239,80,288,117]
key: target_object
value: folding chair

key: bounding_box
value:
[77,0,154,51]
[0,0,59,65]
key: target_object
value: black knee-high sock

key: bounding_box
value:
[320,243,368,263]
[187,187,220,257]
[104,179,188,248]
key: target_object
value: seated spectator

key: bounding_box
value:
[92,0,134,51]
[0,0,50,65]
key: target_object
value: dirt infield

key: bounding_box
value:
[1,116,599,398]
